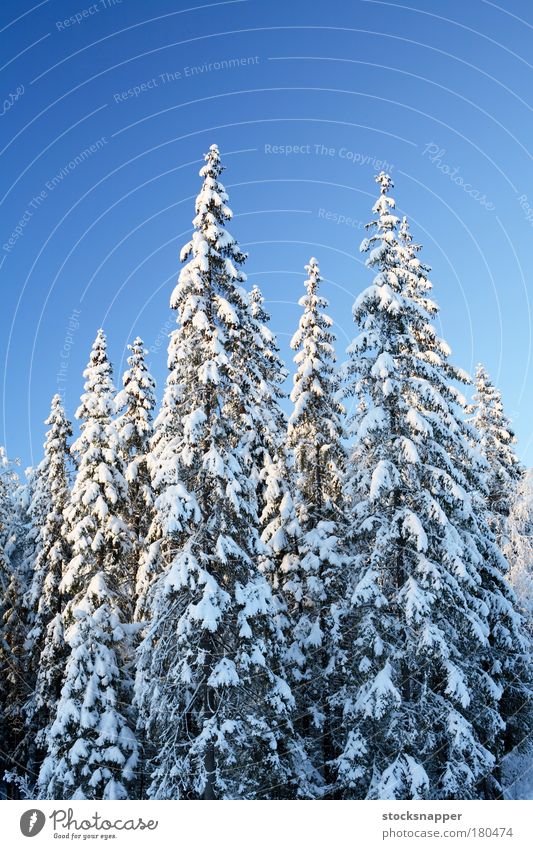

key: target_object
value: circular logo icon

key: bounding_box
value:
[20,809,46,837]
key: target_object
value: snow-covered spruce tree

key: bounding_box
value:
[246,284,316,795]
[506,469,533,631]
[115,337,156,607]
[246,283,326,795]
[400,215,531,797]
[245,286,321,795]
[114,337,156,799]
[472,364,522,548]
[0,450,12,795]
[465,367,531,793]
[285,257,347,791]
[472,365,523,548]
[1,466,40,794]
[289,259,346,520]
[38,330,139,800]
[340,172,510,800]
[24,395,72,784]
[0,449,15,607]
[136,144,295,800]
[243,292,324,798]
[0,449,24,795]
[472,508,532,798]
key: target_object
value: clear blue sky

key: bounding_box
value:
[2,0,533,468]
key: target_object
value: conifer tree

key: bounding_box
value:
[38,331,139,800]
[0,450,25,794]
[24,396,72,784]
[285,257,347,791]
[0,450,12,793]
[1,467,40,794]
[340,173,511,799]
[465,370,530,792]
[289,258,346,520]
[400,211,531,798]
[115,337,156,605]
[136,145,294,800]
[472,364,522,547]
[506,469,533,630]
[246,285,321,796]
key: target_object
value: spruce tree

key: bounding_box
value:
[25,395,72,785]
[245,286,315,797]
[472,364,522,547]
[0,450,25,794]
[340,173,509,799]
[1,466,39,794]
[507,469,533,631]
[0,449,12,795]
[400,211,531,798]
[136,144,294,800]
[286,257,347,792]
[38,331,139,800]
[115,337,156,606]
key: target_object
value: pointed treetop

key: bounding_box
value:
[304,257,321,296]
[122,336,154,381]
[117,336,155,405]
[368,173,397,227]
[95,327,106,346]
[173,144,247,312]
[44,393,71,441]
[199,143,223,180]
[86,328,108,367]
[376,171,394,194]
[76,328,114,424]
[86,328,109,370]
[47,393,68,423]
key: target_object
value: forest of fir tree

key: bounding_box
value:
[0,144,532,801]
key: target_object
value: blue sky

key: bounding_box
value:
[2,0,533,467]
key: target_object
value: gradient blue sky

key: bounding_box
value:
[2,0,533,468]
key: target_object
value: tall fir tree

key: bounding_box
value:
[38,331,139,800]
[1,466,39,795]
[246,285,313,796]
[340,172,519,799]
[0,449,24,795]
[506,469,533,631]
[24,395,72,787]
[285,257,347,792]
[115,337,156,607]
[472,364,523,548]
[466,367,531,792]
[135,144,295,800]
[400,207,531,798]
